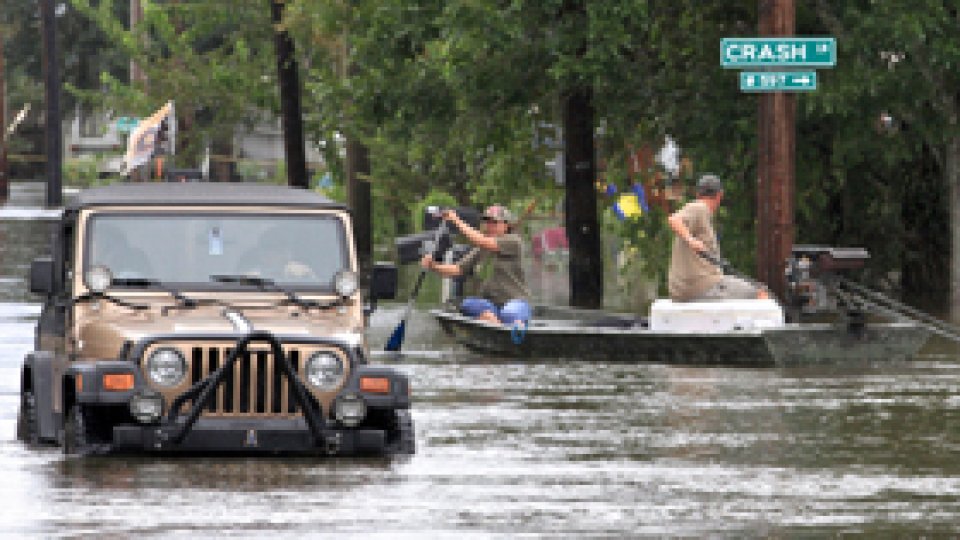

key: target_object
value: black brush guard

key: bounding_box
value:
[158,331,329,449]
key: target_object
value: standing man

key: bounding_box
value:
[667,174,769,301]
[421,204,532,325]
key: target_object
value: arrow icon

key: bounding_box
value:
[739,71,817,92]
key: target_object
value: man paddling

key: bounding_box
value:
[421,204,532,325]
[667,174,769,301]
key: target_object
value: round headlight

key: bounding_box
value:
[334,270,358,297]
[304,351,345,391]
[85,265,113,293]
[145,347,187,388]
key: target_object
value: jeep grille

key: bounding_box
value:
[189,346,315,415]
[144,342,349,418]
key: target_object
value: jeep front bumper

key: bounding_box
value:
[71,331,410,456]
[112,417,386,455]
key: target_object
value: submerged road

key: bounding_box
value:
[3,182,960,537]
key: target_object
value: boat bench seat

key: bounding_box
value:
[649,298,785,333]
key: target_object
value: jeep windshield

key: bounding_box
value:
[84,212,349,290]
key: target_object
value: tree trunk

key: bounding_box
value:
[41,0,62,207]
[563,87,603,308]
[0,36,8,203]
[211,135,234,182]
[901,143,948,307]
[948,135,960,313]
[130,0,145,85]
[270,0,308,189]
[346,138,372,286]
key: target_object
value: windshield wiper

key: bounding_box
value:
[210,275,334,310]
[112,277,200,310]
[72,290,150,311]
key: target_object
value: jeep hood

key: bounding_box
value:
[75,309,362,360]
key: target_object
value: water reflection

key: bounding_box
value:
[52,456,407,492]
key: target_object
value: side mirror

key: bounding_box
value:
[370,262,398,301]
[29,257,55,296]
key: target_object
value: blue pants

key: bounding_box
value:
[460,297,531,324]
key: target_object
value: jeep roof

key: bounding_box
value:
[67,182,347,211]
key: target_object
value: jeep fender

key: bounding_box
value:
[64,361,144,405]
[349,365,411,409]
[21,352,57,442]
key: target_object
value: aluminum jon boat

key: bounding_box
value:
[431,301,932,365]
[428,247,956,365]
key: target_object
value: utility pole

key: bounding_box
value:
[269,0,308,189]
[756,0,795,300]
[0,34,8,203]
[41,0,62,207]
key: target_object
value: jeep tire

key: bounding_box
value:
[16,391,39,445]
[385,409,415,455]
[63,404,90,455]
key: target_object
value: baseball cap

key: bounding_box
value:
[481,204,515,224]
[696,174,723,194]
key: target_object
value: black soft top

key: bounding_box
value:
[68,182,345,211]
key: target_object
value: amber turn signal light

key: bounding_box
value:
[102,373,135,391]
[360,377,390,394]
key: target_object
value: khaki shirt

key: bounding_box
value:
[668,200,722,301]
[457,233,530,305]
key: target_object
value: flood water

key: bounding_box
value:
[3,181,960,537]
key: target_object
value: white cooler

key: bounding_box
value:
[649,298,785,333]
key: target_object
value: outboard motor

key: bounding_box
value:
[786,245,960,343]
[784,245,870,329]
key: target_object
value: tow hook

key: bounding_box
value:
[324,433,342,456]
[154,427,170,450]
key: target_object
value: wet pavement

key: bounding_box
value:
[3,181,960,537]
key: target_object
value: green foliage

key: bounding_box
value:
[288,0,563,215]
[63,158,106,188]
[1,0,130,114]
[793,1,957,295]
[258,160,282,186]
[604,205,673,296]
[68,0,279,166]
[6,0,954,300]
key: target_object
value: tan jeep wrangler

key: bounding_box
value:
[17,183,411,456]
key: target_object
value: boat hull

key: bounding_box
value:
[431,308,930,365]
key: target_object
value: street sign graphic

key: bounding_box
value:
[739,71,817,92]
[721,37,835,68]
[115,116,141,134]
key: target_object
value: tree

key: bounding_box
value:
[287,0,660,306]
[810,0,959,306]
[70,0,280,168]
[269,0,308,188]
[59,0,953,308]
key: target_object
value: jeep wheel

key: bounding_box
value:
[63,404,90,455]
[16,391,39,445]
[385,409,415,455]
